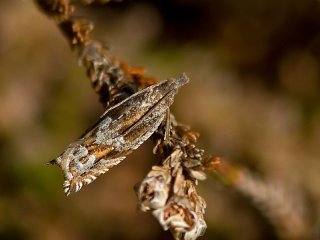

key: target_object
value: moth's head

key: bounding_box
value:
[48,141,84,166]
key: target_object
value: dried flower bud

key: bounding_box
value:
[152,198,206,240]
[163,149,184,169]
[36,0,74,22]
[135,166,171,211]
[186,169,207,181]
[148,170,207,240]
[182,159,201,169]
[152,199,193,232]
[185,181,206,214]
[183,211,207,240]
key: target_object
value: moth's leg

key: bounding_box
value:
[164,109,171,142]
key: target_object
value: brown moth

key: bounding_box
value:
[49,74,189,195]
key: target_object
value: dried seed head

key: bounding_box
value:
[152,197,206,240]
[152,200,193,232]
[186,169,207,181]
[139,151,207,240]
[135,165,171,211]
[183,211,207,240]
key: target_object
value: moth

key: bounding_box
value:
[48,74,189,195]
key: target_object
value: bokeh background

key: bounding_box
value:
[1,0,320,239]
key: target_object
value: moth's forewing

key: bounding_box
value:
[52,74,189,195]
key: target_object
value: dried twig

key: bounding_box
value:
[206,157,310,239]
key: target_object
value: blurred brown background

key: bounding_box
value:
[1,0,320,239]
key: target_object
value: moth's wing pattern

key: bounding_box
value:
[51,74,189,195]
